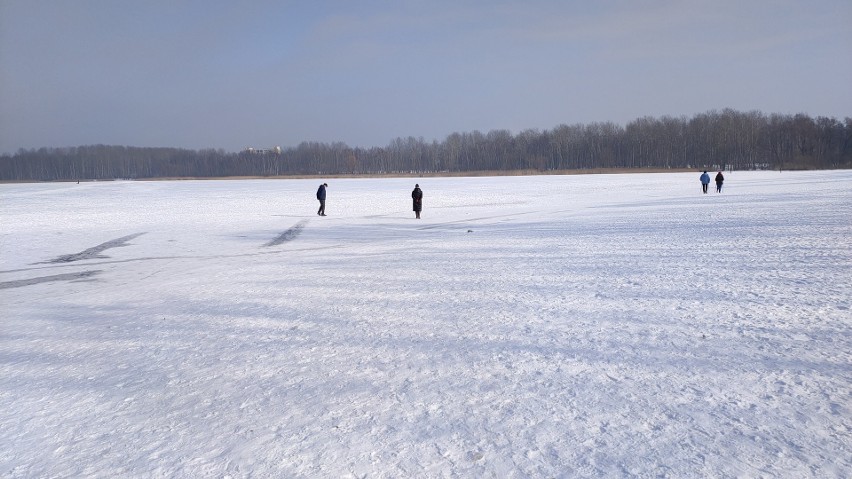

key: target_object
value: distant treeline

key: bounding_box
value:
[2,109,850,181]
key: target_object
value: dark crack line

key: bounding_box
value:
[264,220,307,247]
[4,244,349,276]
[0,270,102,289]
[48,233,146,263]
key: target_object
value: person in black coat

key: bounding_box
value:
[411,184,423,219]
[316,183,327,216]
[715,172,724,193]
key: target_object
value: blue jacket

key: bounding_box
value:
[316,184,326,200]
[700,173,710,184]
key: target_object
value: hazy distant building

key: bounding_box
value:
[244,146,282,155]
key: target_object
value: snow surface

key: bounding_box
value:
[1,170,850,478]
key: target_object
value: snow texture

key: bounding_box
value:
[1,170,850,478]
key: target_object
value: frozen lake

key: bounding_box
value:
[2,170,851,477]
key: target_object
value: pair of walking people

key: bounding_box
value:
[700,171,724,194]
[316,182,424,219]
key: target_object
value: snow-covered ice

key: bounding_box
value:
[1,170,850,478]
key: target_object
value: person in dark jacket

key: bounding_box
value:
[316,183,327,216]
[700,171,710,194]
[715,171,724,193]
[411,184,423,219]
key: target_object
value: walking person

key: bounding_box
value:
[715,171,724,193]
[316,183,328,216]
[412,184,423,219]
[700,171,710,194]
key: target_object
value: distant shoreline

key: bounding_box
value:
[1,167,788,184]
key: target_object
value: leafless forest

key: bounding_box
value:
[2,109,849,181]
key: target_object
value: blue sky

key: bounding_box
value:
[1,0,850,154]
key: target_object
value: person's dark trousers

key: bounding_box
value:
[702,184,708,194]
[318,200,325,215]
